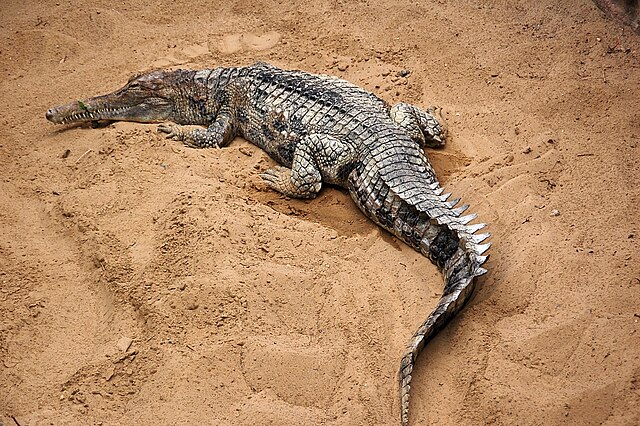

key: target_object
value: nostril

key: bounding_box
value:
[45,109,54,120]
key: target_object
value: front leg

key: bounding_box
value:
[158,108,236,148]
[390,102,447,148]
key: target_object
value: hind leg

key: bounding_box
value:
[260,133,354,198]
[390,103,447,148]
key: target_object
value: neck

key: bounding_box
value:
[171,68,228,126]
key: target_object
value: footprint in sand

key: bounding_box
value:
[218,32,281,54]
[150,32,280,68]
[151,42,211,68]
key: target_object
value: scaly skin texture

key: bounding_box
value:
[46,62,491,425]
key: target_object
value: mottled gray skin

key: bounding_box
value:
[46,62,490,425]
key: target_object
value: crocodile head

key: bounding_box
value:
[46,70,191,125]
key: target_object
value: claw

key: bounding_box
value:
[157,123,183,141]
[183,139,202,148]
[260,166,287,185]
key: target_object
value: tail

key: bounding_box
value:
[344,149,490,425]
[399,228,490,425]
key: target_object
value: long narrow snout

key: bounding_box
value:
[46,69,182,125]
[45,100,105,124]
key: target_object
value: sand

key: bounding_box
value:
[1,0,639,424]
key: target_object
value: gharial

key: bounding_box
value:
[46,61,491,425]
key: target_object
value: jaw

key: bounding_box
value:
[46,94,173,125]
[45,69,184,125]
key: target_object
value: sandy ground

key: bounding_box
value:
[1,0,639,425]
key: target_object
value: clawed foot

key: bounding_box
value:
[260,166,292,193]
[260,166,319,199]
[427,105,447,125]
[425,106,448,147]
[157,124,209,148]
[157,123,185,140]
